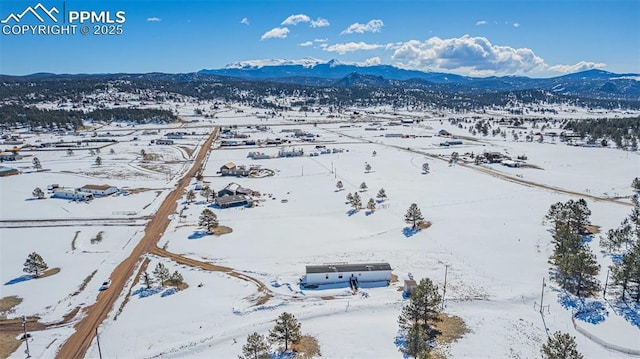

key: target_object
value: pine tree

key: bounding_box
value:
[346,192,354,203]
[613,240,640,302]
[269,312,301,352]
[32,157,42,170]
[545,199,591,234]
[153,262,170,286]
[360,182,368,191]
[32,187,45,199]
[336,180,344,191]
[401,323,431,359]
[632,177,640,193]
[367,198,376,212]
[365,163,372,173]
[377,188,387,202]
[541,331,584,359]
[372,150,377,157]
[422,163,430,173]
[549,222,600,296]
[95,156,102,166]
[201,186,213,202]
[23,252,48,277]
[350,192,362,210]
[186,189,196,203]
[199,209,219,232]
[143,271,153,289]
[398,278,442,336]
[95,148,101,155]
[67,148,74,156]
[239,332,270,359]
[405,203,425,229]
[90,149,96,156]
[195,171,204,182]
[168,270,184,287]
[109,148,115,155]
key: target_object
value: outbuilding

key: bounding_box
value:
[0,166,19,177]
[215,194,252,208]
[52,189,93,201]
[80,184,118,197]
[403,279,417,297]
[303,262,392,287]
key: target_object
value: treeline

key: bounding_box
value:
[2,75,639,111]
[84,108,176,124]
[0,105,177,129]
[0,105,83,129]
[562,117,640,149]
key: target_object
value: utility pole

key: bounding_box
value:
[539,277,546,314]
[96,327,103,359]
[22,315,30,358]
[441,264,449,311]
[603,269,610,297]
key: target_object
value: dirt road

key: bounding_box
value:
[55,129,218,359]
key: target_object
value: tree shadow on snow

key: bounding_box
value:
[4,274,34,286]
[365,211,373,216]
[402,227,420,238]
[610,300,640,329]
[558,291,608,324]
[188,231,211,240]
[346,209,358,216]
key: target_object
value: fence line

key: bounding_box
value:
[570,315,640,356]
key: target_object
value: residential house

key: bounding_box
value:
[303,262,392,287]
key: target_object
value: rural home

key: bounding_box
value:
[79,184,118,196]
[156,139,174,145]
[52,189,94,201]
[218,182,254,197]
[220,162,251,177]
[303,262,392,287]
[0,166,19,177]
[0,152,23,161]
[215,194,252,208]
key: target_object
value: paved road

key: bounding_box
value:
[55,128,218,359]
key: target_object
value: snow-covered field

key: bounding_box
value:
[2,105,639,359]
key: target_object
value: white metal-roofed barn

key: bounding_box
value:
[303,262,392,287]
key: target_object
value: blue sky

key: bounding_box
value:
[0,0,638,77]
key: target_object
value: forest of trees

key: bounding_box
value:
[0,105,177,129]
[562,117,640,150]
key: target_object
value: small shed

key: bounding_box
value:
[403,280,417,297]
[304,262,392,287]
[0,166,19,177]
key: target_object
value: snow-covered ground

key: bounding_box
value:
[3,106,639,359]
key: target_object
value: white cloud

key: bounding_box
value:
[363,57,382,66]
[513,22,520,28]
[299,41,314,47]
[341,19,384,34]
[476,20,487,26]
[314,38,328,43]
[147,17,161,22]
[389,34,606,76]
[241,17,249,25]
[391,35,546,75]
[310,17,330,28]
[323,41,383,54]
[282,14,311,25]
[548,61,607,73]
[260,27,290,40]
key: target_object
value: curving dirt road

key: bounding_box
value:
[55,128,218,359]
[149,247,274,305]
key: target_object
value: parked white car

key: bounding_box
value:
[100,279,112,291]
